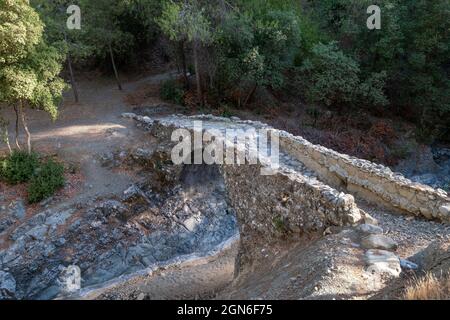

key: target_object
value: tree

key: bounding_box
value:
[0,0,67,153]
[305,0,450,141]
[215,7,301,106]
[31,0,89,103]
[298,41,387,108]
[81,0,138,91]
[157,0,212,105]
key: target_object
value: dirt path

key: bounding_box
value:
[1,71,177,204]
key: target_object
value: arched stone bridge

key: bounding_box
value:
[123,112,450,270]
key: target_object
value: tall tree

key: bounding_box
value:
[31,0,89,103]
[157,0,212,105]
[81,0,137,91]
[0,0,67,153]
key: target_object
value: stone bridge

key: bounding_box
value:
[123,113,450,270]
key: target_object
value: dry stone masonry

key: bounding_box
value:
[124,113,449,274]
[277,131,450,222]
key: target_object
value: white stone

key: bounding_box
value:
[121,113,136,119]
[183,217,198,232]
[356,224,383,235]
[439,204,450,217]
[365,249,401,277]
[361,234,398,251]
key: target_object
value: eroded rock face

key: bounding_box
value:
[0,149,237,300]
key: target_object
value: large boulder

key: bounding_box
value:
[413,240,450,275]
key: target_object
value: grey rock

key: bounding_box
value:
[95,200,128,220]
[439,205,450,217]
[0,271,16,300]
[45,209,74,227]
[356,224,383,235]
[365,249,401,277]
[183,217,198,232]
[9,200,26,220]
[400,259,418,270]
[132,148,152,159]
[361,234,398,251]
[25,225,49,241]
[121,113,136,119]
[0,217,15,234]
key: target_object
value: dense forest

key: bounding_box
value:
[1,0,449,151]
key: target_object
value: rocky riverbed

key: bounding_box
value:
[0,147,237,299]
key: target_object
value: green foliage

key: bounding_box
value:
[28,159,65,204]
[0,0,67,121]
[0,151,39,184]
[156,0,212,44]
[272,215,287,233]
[299,42,388,107]
[220,104,234,118]
[307,0,450,140]
[0,151,65,203]
[215,7,301,103]
[0,0,43,65]
[81,0,135,61]
[160,79,185,105]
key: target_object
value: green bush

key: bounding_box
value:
[160,79,185,105]
[299,42,388,108]
[27,159,65,204]
[0,151,40,184]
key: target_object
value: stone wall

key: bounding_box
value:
[221,163,362,271]
[124,112,450,276]
[125,113,367,270]
[276,131,450,222]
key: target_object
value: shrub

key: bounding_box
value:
[28,159,65,204]
[0,151,40,184]
[298,42,388,108]
[160,79,185,105]
[215,9,301,105]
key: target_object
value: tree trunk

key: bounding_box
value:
[179,41,189,89]
[243,84,257,107]
[109,43,123,91]
[193,41,203,106]
[65,32,79,103]
[0,118,12,154]
[67,51,79,103]
[13,105,21,150]
[19,101,31,154]
[5,134,12,154]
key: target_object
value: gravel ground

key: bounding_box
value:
[359,201,450,259]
